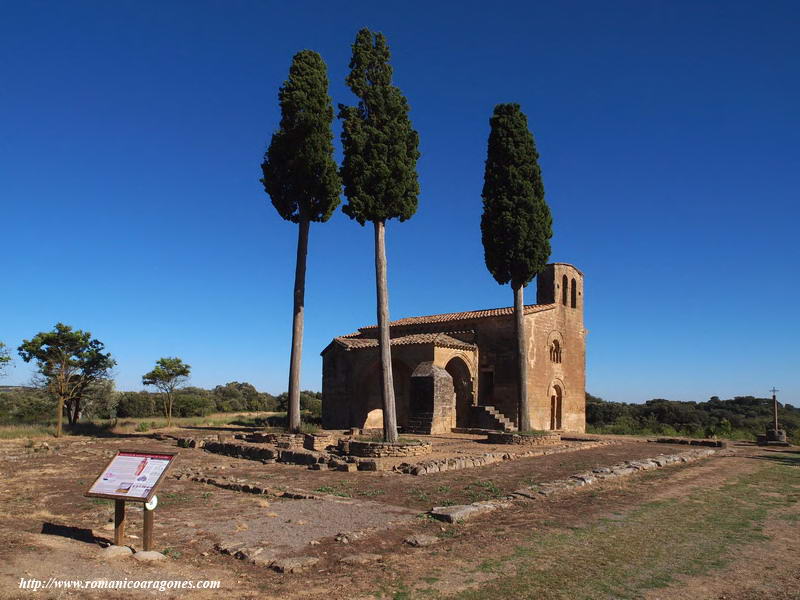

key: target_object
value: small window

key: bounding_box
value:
[561,275,568,305]
[570,278,577,308]
[550,339,562,363]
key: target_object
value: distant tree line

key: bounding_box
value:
[1,324,323,436]
[586,393,799,443]
[0,382,321,425]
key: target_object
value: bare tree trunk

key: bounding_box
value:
[70,399,80,425]
[286,219,309,434]
[165,393,172,427]
[514,283,532,431]
[55,395,64,438]
[374,221,398,443]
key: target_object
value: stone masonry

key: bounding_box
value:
[321,262,586,433]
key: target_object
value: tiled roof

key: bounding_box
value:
[358,303,556,331]
[335,332,476,352]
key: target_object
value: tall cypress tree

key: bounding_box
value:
[261,50,341,433]
[481,103,552,431]
[339,29,420,443]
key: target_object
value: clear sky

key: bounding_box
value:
[2,1,798,404]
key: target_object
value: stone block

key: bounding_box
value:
[430,503,498,523]
[404,534,439,547]
[101,545,133,559]
[133,551,166,562]
[270,556,319,573]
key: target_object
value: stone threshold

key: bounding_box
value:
[429,447,719,523]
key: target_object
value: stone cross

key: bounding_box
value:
[770,387,780,431]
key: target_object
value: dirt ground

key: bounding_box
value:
[0,428,797,599]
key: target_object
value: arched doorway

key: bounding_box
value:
[358,360,412,429]
[550,383,563,430]
[445,356,473,428]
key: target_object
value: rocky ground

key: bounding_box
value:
[0,427,797,599]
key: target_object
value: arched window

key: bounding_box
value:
[562,275,568,305]
[550,339,562,363]
[570,278,577,308]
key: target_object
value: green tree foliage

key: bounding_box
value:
[481,103,552,288]
[212,381,277,413]
[0,383,285,423]
[18,323,116,436]
[142,357,191,427]
[339,29,420,224]
[172,387,216,417]
[481,103,552,430]
[0,342,12,377]
[586,393,800,443]
[0,387,54,424]
[275,389,322,418]
[261,50,341,224]
[116,391,157,418]
[81,380,117,420]
[339,28,420,442]
[261,49,341,434]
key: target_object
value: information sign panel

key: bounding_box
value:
[85,450,177,503]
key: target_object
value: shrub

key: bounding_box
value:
[116,392,157,418]
[172,392,215,417]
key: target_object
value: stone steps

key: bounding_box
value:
[475,405,518,432]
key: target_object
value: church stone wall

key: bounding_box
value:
[321,262,586,434]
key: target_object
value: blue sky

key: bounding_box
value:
[2,1,798,404]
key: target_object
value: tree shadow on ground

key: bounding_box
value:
[63,422,140,439]
[181,425,262,433]
[41,522,110,546]
[750,450,800,468]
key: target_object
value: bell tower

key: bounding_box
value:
[536,263,584,317]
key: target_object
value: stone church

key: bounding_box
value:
[321,263,586,433]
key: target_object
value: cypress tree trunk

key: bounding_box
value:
[286,219,309,433]
[514,283,532,431]
[374,220,398,443]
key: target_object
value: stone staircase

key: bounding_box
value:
[471,405,518,432]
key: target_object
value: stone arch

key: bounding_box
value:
[356,358,413,429]
[445,355,474,428]
[548,379,565,430]
[547,331,564,364]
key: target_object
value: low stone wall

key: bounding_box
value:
[650,437,728,448]
[395,440,614,475]
[429,447,719,522]
[238,432,336,451]
[201,440,325,466]
[487,431,562,446]
[304,433,336,452]
[265,433,305,449]
[346,439,432,458]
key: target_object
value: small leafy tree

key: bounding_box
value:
[261,50,341,434]
[481,103,552,431]
[142,357,191,427]
[339,28,420,442]
[18,323,116,437]
[0,342,11,377]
